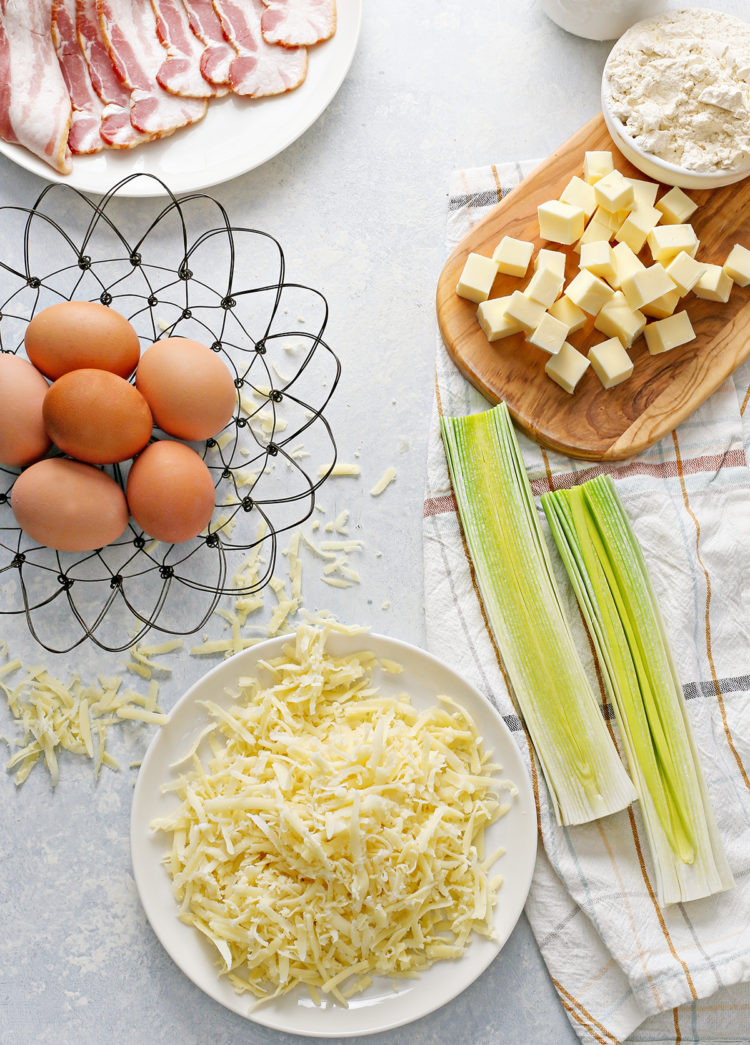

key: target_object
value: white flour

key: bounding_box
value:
[603,8,750,172]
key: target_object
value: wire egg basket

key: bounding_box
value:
[0,175,340,654]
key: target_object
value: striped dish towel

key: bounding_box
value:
[424,161,750,1045]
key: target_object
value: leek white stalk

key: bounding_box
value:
[542,475,734,904]
[440,404,636,826]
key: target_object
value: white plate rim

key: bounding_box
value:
[0,0,363,198]
[130,629,537,1038]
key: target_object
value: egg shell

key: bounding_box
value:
[0,354,51,467]
[135,337,236,441]
[126,440,215,544]
[43,369,153,465]
[25,301,141,380]
[11,458,129,551]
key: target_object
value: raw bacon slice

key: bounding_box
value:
[76,0,152,148]
[0,0,72,173]
[152,0,225,98]
[213,0,307,97]
[52,0,105,155]
[260,0,336,47]
[181,0,235,88]
[97,0,207,137]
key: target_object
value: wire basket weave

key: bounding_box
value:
[0,175,340,654]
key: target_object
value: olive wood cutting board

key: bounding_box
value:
[435,114,750,461]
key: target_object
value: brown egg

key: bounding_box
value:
[11,458,129,551]
[0,354,51,467]
[126,440,215,544]
[135,337,236,441]
[25,300,141,380]
[43,369,153,465]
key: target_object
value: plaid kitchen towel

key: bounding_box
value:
[424,161,750,1045]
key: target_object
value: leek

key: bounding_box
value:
[440,404,636,826]
[542,475,734,904]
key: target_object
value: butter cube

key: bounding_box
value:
[615,205,662,254]
[529,312,568,355]
[626,178,658,209]
[621,263,676,310]
[576,216,614,252]
[560,176,597,218]
[538,200,586,245]
[457,252,499,302]
[594,169,635,213]
[545,341,590,393]
[526,264,565,307]
[611,242,645,289]
[666,251,706,295]
[493,236,534,278]
[594,291,646,348]
[580,241,617,284]
[655,186,698,225]
[548,295,587,334]
[647,224,699,265]
[588,337,634,389]
[505,290,546,333]
[477,296,523,341]
[724,244,750,287]
[564,269,615,315]
[642,288,681,319]
[644,311,696,355]
[535,248,567,279]
[693,263,733,303]
[583,150,614,184]
[592,206,628,235]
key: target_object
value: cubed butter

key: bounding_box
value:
[579,240,617,284]
[476,296,523,341]
[594,291,646,348]
[592,206,628,235]
[655,186,698,225]
[564,269,615,315]
[538,200,586,245]
[576,216,614,252]
[583,150,614,184]
[625,177,658,209]
[526,264,565,307]
[693,263,733,303]
[666,251,706,295]
[560,175,597,218]
[611,242,645,289]
[456,252,499,302]
[621,263,676,310]
[647,224,699,264]
[493,236,534,278]
[535,248,567,279]
[505,290,547,333]
[644,311,696,355]
[641,287,681,319]
[593,169,635,213]
[548,295,587,334]
[724,244,750,287]
[529,312,568,355]
[588,337,634,389]
[545,341,590,394]
[615,205,662,254]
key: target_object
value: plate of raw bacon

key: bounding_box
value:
[0,0,361,196]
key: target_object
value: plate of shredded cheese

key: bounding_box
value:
[130,624,537,1035]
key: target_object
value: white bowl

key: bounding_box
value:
[600,86,750,190]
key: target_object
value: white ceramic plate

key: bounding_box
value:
[130,630,537,1037]
[0,0,362,198]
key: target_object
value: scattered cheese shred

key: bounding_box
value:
[369,467,397,497]
[153,626,510,1006]
[318,463,361,479]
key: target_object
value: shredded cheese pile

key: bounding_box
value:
[0,649,168,785]
[153,625,511,1006]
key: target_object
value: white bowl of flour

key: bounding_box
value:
[601,8,750,188]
